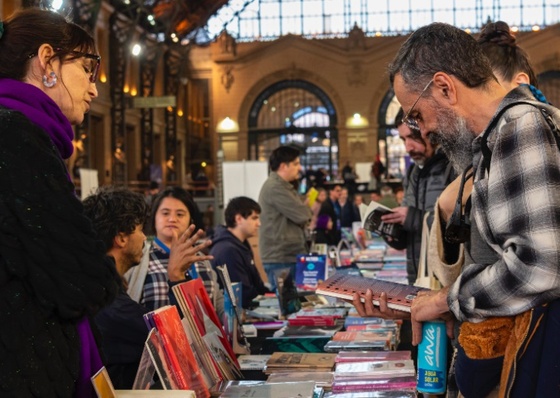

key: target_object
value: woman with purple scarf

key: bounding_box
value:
[0,8,118,398]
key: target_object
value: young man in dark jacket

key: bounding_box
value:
[211,196,270,308]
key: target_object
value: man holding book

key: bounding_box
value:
[211,196,270,308]
[380,107,453,285]
[355,22,560,397]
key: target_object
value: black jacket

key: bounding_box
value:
[386,150,454,284]
[0,108,118,397]
[210,226,269,308]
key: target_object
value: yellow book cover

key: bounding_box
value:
[307,187,319,207]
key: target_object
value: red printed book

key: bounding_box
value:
[149,305,210,397]
[315,274,427,312]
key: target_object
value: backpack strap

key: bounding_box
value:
[481,101,560,173]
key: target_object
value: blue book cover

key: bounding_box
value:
[295,254,327,289]
[223,282,242,344]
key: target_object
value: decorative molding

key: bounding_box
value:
[221,66,235,93]
[347,61,368,87]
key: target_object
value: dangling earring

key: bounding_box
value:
[42,71,57,88]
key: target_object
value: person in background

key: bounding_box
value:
[125,187,225,319]
[380,107,453,285]
[368,155,386,191]
[316,184,342,245]
[0,8,118,397]
[84,187,201,389]
[341,160,358,195]
[309,187,327,231]
[339,187,361,228]
[378,185,399,209]
[354,194,364,208]
[370,190,382,202]
[210,197,271,308]
[258,146,312,291]
[394,188,405,205]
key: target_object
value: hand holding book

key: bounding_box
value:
[352,290,411,320]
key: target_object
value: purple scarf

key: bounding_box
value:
[0,78,101,396]
[0,78,74,159]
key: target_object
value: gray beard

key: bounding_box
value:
[428,108,475,174]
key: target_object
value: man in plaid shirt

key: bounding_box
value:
[386,22,560,396]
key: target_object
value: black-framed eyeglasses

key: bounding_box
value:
[69,51,101,83]
[401,79,433,132]
[27,49,101,83]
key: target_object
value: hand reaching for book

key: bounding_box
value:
[351,290,411,320]
[167,224,213,281]
[380,206,408,225]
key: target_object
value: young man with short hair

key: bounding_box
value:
[211,196,270,308]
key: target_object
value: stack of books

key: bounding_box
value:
[331,359,416,394]
[287,307,348,326]
[264,352,337,375]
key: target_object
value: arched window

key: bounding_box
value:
[248,80,338,181]
[377,90,408,181]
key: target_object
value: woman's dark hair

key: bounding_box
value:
[0,8,97,81]
[149,186,204,235]
[478,21,538,87]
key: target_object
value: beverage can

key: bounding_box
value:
[417,320,447,394]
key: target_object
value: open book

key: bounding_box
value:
[359,201,403,240]
[315,273,427,312]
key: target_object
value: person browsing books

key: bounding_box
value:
[0,9,119,397]
[359,22,560,398]
[379,108,454,285]
[125,187,225,320]
[83,186,204,389]
[258,146,312,291]
[210,197,271,308]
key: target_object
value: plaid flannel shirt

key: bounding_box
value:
[448,86,560,322]
[141,244,220,312]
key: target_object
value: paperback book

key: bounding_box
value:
[315,273,428,312]
[335,350,412,363]
[359,201,404,241]
[334,360,415,379]
[220,381,316,398]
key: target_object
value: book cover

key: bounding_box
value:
[266,352,337,369]
[323,392,416,398]
[331,375,417,393]
[237,354,271,371]
[143,328,176,389]
[273,324,343,338]
[175,279,240,369]
[315,273,428,312]
[267,371,334,387]
[324,339,390,353]
[359,201,404,241]
[335,350,412,363]
[150,306,210,397]
[334,360,415,379]
[263,336,332,354]
[295,254,328,289]
[220,381,316,398]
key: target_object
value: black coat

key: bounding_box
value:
[0,108,118,397]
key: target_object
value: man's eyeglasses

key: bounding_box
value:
[70,51,101,83]
[401,79,433,132]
